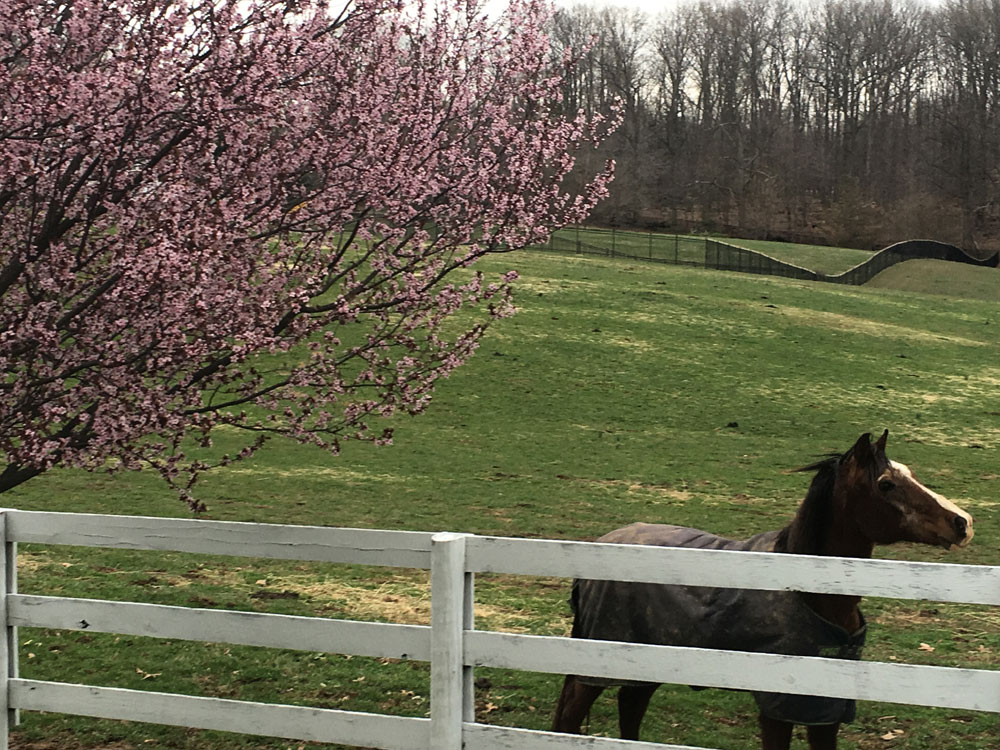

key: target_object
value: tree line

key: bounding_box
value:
[554,0,1000,253]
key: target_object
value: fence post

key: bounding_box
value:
[0,511,12,750]
[6,518,15,733]
[431,532,471,749]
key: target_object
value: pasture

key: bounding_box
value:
[4,251,998,749]
[867,259,1000,302]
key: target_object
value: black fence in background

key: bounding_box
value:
[705,240,817,280]
[824,240,1000,284]
[535,228,999,286]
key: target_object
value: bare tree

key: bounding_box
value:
[546,0,1000,251]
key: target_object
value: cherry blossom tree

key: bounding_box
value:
[0,0,615,508]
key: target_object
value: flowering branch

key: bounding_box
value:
[0,0,616,508]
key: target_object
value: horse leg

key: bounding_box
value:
[758,713,794,750]
[617,683,659,740]
[806,722,839,750]
[552,675,605,734]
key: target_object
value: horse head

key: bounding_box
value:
[838,430,974,550]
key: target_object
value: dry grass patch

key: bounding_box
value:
[554,474,693,503]
[17,550,56,574]
[225,466,408,483]
[11,739,136,750]
[253,571,544,632]
[776,306,988,347]
[901,423,1000,449]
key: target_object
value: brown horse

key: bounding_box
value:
[552,431,974,750]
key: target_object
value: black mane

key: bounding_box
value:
[774,455,840,555]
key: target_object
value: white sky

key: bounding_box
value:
[553,0,945,16]
[556,0,677,12]
[482,0,680,18]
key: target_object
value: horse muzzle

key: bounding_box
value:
[944,513,974,549]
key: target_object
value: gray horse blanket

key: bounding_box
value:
[571,523,866,726]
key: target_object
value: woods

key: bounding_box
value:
[556,0,1000,253]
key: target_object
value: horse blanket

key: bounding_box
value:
[571,523,867,726]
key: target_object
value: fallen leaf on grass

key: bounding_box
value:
[918,642,935,652]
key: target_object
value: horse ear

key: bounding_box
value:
[849,432,874,466]
[874,429,888,455]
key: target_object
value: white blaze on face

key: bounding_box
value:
[890,460,975,546]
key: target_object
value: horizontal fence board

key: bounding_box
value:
[5,509,997,750]
[9,679,430,749]
[6,510,432,568]
[9,595,430,661]
[467,536,1000,605]
[463,723,714,750]
[466,632,1000,713]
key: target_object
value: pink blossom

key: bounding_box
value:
[0,0,615,508]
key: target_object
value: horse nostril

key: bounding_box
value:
[953,515,968,537]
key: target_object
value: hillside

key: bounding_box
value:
[866,259,1000,301]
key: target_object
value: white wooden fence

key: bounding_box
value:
[0,509,997,750]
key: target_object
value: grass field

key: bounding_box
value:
[868,259,1000,301]
[5,251,999,749]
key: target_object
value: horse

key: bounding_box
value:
[552,431,974,750]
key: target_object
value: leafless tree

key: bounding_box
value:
[553,0,1000,251]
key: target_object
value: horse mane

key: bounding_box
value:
[774,455,841,555]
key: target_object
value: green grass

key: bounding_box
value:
[868,259,1000,301]
[4,252,999,749]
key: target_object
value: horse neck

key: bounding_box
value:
[786,483,873,634]
[801,523,872,633]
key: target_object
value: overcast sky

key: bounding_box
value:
[482,0,681,19]
[557,0,674,12]
[552,0,947,14]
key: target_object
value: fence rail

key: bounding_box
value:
[1,509,998,750]
[536,227,1000,285]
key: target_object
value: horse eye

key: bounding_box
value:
[878,479,896,493]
